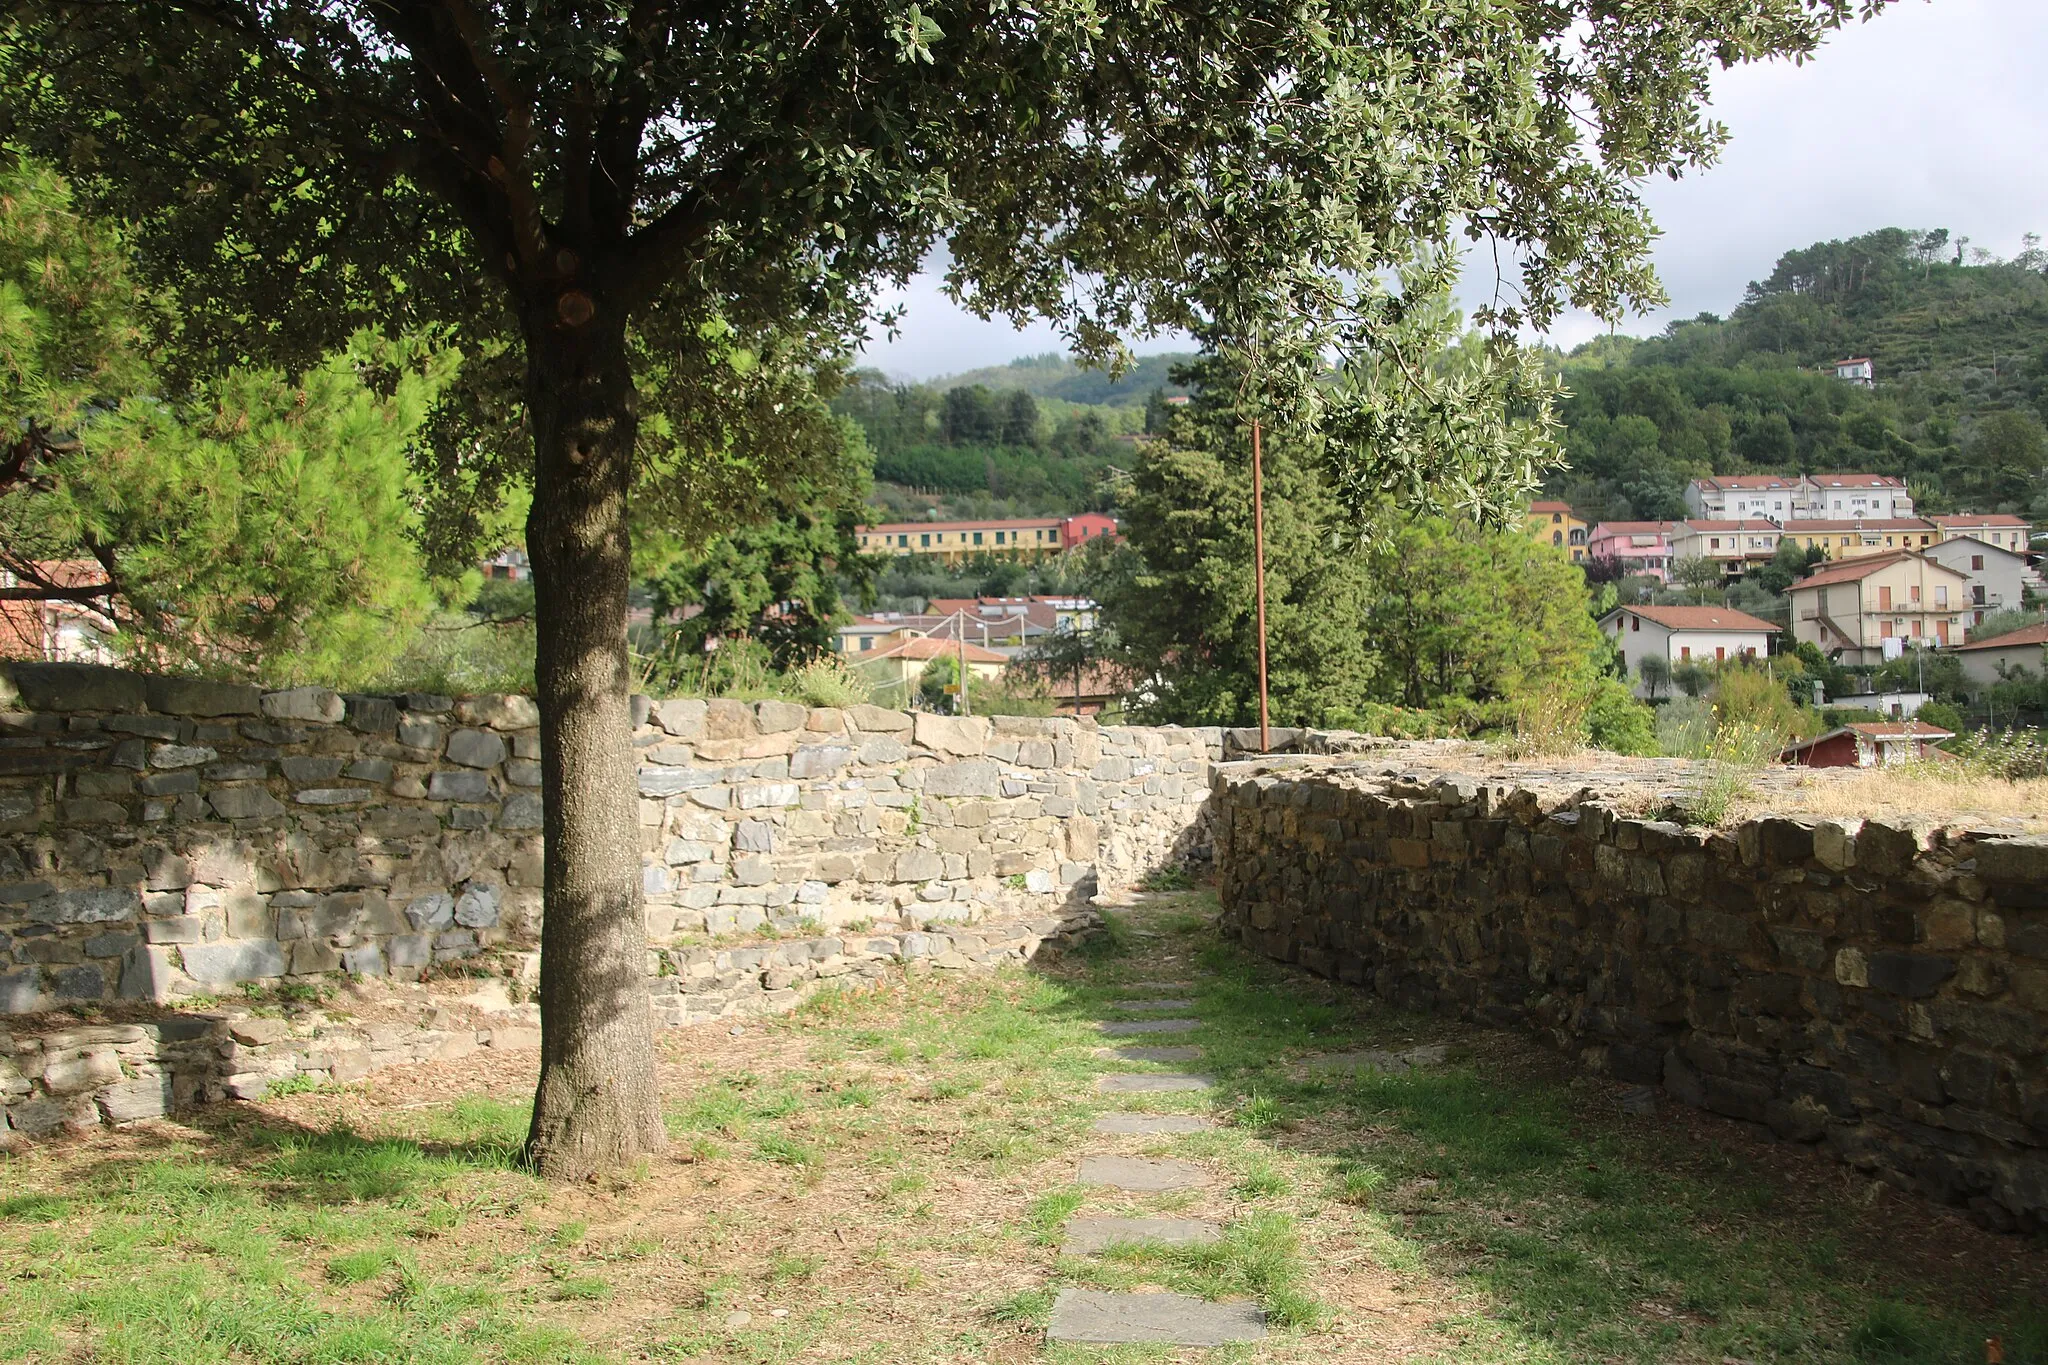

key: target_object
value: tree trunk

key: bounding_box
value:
[521,295,667,1180]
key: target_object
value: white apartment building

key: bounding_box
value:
[1685,473,1913,523]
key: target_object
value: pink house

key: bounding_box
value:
[1585,521,1680,581]
[1059,512,1120,550]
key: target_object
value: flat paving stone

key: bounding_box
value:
[1106,1045,1204,1062]
[1093,1113,1217,1135]
[1112,999,1196,1011]
[1077,1155,1212,1191]
[1097,1072,1212,1093]
[1048,1288,1266,1346]
[1304,1044,1447,1073]
[1098,1019,1199,1036]
[1062,1216,1222,1254]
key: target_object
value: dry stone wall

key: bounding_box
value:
[0,662,1221,1017]
[1214,763,2048,1231]
[0,908,1098,1144]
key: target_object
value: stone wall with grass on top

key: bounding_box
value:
[0,661,1222,1018]
[1212,763,2048,1232]
[0,906,1101,1146]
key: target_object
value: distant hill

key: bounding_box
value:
[931,350,1197,407]
[1548,228,2048,526]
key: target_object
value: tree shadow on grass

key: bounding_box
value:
[1024,890,2048,1365]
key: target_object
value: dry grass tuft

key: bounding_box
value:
[1759,770,2048,831]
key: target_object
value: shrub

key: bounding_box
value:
[1585,679,1657,755]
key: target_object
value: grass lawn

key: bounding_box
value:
[0,889,2042,1363]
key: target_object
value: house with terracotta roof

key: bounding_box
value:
[1684,475,1805,522]
[1786,550,1971,664]
[1584,521,1680,580]
[1669,519,1785,577]
[1931,513,2034,557]
[854,514,1118,564]
[1684,473,1913,522]
[1780,719,1952,769]
[1830,358,1874,386]
[1524,500,1587,561]
[1922,536,2031,628]
[1950,621,2048,689]
[1776,517,1940,561]
[852,634,1009,702]
[1597,604,1779,696]
[1804,473,1911,519]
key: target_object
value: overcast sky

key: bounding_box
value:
[857,0,2048,380]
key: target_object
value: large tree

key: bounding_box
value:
[5,0,1880,1177]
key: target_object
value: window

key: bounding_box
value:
[1935,586,1947,607]
[995,531,1005,545]
[1552,531,1563,546]
[1710,537,1721,550]
[1630,616,1640,633]
[972,531,983,545]
[899,534,909,547]
[1972,555,1984,570]
[1878,586,1892,611]
[1680,646,1692,661]
[1909,585,1920,604]
[1911,620,1922,638]
[1551,512,1562,524]
[921,533,930,547]
[860,637,873,651]
[1716,646,1726,661]
[1973,584,1986,605]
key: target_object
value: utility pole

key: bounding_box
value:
[1252,419,1271,753]
[957,608,972,717]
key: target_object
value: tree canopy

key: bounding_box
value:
[2,0,1887,1178]
[0,156,452,685]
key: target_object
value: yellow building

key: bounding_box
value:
[1778,518,1939,561]
[1525,501,1587,561]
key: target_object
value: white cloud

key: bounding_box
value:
[860,0,2048,378]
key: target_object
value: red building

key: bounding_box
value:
[1780,721,1953,769]
[1059,512,1120,550]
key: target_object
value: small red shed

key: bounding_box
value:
[1780,721,1954,769]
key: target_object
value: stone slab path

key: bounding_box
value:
[1096,1072,1212,1093]
[1077,1155,1213,1191]
[1092,1113,1216,1135]
[1098,1018,1200,1036]
[1049,1288,1267,1345]
[1104,1045,1204,1062]
[1045,934,1268,1349]
[1060,1216,1221,1254]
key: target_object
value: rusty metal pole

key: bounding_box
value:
[957,608,971,717]
[1252,419,1271,753]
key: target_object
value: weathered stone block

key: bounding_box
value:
[343,695,401,734]
[755,700,806,733]
[145,676,262,717]
[924,759,1000,798]
[456,694,539,730]
[30,888,141,926]
[1865,952,1956,999]
[914,713,987,756]
[262,687,345,724]
[848,704,912,733]
[181,939,288,986]
[3,662,147,712]
[281,756,346,784]
[446,728,508,769]
[427,770,492,802]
